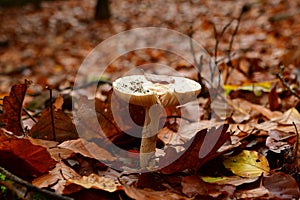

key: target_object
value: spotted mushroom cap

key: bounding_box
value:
[112,75,201,107]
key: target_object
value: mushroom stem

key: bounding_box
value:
[140,105,161,169]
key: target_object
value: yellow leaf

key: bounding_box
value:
[223,150,270,178]
[224,80,278,96]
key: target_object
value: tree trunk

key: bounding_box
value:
[95,0,110,20]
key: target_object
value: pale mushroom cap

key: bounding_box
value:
[112,75,201,107]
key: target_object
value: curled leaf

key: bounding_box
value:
[0,81,30,136]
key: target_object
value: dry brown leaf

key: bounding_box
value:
[66,173,121,192]
[32,160,80,194]
[58,139,116,162]
[29,107,78,142]
[272,107,300,125]
[263,172,300,199]
[234,187,270,199]
[53,95,64,110]
[181,175,235,198]
[123,185,191,200]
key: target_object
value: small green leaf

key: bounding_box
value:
[223,150,270,178]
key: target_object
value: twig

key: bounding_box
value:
[293,122,299,162]
[0,166,73,200]
[46,86,56,141]
[71,80,112,91]
[224,4,250,84]
[22,108,37,123]
[212,20,233,66]
[188,26,205,89]
[276,66,300,100]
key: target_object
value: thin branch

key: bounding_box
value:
[276,66,300,100]
[224,4,250,84]
[188,25,205,90]
[293,122,299,162]
[22,108,37,123]
[46,86,56,141]
[0,166,73,200]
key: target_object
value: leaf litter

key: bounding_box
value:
[0,0,300,199]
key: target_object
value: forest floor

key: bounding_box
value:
[0,0,300,199]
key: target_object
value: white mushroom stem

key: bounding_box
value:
[140,104,162,168]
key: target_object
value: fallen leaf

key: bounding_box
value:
[0,81,29,136]
[268,83,280,111]
[224,80,278,96]
[123,185,191,200]
[29,106,78,142]
[263,172,300,199]
[272,107,300,125]
[159,124,229,174]
[53,95,64,110]
[181,175,235,198]
[66,173,121,193]
[234,186,270,199]
[32,160,80,194]
[223,150,270,178]
[0,136,56,179]
[201,176,259,186]
[266,129,295,153]
[58,139,116,162]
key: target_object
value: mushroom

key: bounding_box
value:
[112,74,201,169]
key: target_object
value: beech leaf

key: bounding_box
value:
[66,173,121,192]
[58,139,116,162]
[29,107,78,142]
[32,160,80,194]
[263,172,300,199]
[223,150,270,178]
[181,175,235,198]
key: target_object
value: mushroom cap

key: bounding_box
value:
[112,75,201,107]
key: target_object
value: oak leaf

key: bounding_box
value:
[159,124,229,174]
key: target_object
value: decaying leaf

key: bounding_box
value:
[0,81,29,136]
[58,139,116,162]
[223,150,270,178]
[66,173,121,192]
[32,160,80,194]
[123,185,191,200]
[159,124,229,174]
[263,172,300,199]
[234,186,270,199]
[181,175,235,198]
[0,136,56,179]
[53,95,64,110]
[201,176,259,186]
[272,107,300,125]
[268,83,280,111]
